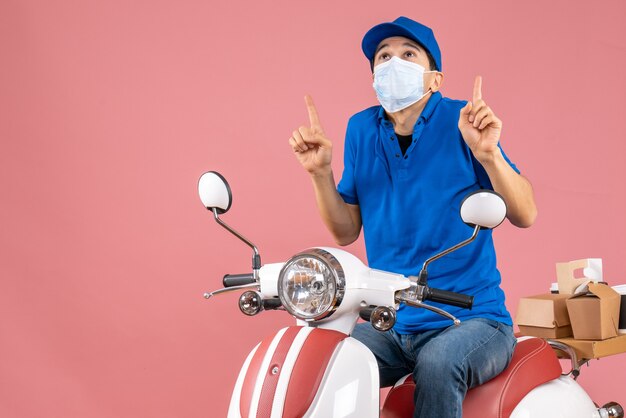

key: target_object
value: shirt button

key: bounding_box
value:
[390,136,395,141]
[395,154,400,158]
[404,155,408,159]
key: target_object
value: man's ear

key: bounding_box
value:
[429,72,444,93]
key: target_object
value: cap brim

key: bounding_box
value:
[361,22,420,61]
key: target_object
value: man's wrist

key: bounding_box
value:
[308,166,333,179]
[475,147,503,169]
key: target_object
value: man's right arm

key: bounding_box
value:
[310,170,362,246]
[288,95,362,246]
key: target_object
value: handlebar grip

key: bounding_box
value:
[359,306,377,322]
[223,273,255,287]
[263,298,282,310]
[424,288,474,310]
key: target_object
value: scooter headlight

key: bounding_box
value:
[277,248,345,321]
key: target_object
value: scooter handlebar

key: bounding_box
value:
[424,287,474,310]
[223,273,256,287]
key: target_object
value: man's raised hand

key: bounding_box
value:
[289,95,333,175]
[458,76,503,163]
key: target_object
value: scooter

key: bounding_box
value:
[198,171,624,418]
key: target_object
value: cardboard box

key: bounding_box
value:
[566,283,621,340]
[516,293,572,339]
[555,334,626,359]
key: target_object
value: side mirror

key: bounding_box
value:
[198,171,261,278]
[198,171,232,214]
[460,190,507,230]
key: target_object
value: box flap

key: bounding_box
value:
[590,283,622,335]
[568,283,619,300]
[567,283,621,339]
[568,292,595,300]
[556,258,602,295]
[588,282,620,300]
[557,259,589,295]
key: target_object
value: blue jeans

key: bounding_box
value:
[351,317,516,418]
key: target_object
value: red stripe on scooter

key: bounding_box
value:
[282,328,348,418]
[255,326,302,418]
[239,334,274,418]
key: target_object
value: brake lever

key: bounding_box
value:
[399,297,461,326]
[203,283,260,300]
[397,282,461,325]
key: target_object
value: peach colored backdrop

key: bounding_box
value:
[1,0,625,417]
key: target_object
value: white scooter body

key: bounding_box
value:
[226,254,602,418]
[511,375,597,418]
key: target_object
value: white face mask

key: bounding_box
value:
[372,56,435,113]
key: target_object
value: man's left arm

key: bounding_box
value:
[475,151,537,228]
[458,76,537,228]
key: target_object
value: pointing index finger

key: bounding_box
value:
[473,75,482,103]
[305,94,322,129]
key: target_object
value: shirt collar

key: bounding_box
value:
[377,91,443,125]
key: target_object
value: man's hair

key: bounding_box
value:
[370,45,438,72]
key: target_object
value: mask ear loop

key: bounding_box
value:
[413,87,432,105]
[423,70,440,95]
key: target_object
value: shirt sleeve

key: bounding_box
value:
[471,143,521,190]
[336,119,359,205]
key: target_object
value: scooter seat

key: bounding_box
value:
[381,337,562,418]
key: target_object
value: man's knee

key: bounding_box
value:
[413,341,465,385]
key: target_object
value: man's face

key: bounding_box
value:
[372,36,441,94]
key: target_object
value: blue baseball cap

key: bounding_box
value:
[361,16,442,71]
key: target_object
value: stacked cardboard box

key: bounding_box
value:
[516,293,571,339]
[515,259,626,360]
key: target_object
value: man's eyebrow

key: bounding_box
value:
[402,42,422,51]
[375,41,422,56]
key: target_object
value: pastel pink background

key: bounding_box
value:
[1,0,625,416]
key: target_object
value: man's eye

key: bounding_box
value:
[405,51,415,58]
[379,53,390,60]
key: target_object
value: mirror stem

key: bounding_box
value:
[417,225,481,286]
[212,208,261,278]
